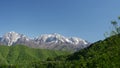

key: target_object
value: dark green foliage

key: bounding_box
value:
[66,34,120,68]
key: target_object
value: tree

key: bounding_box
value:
[118,16,120,20]
[111,20,120,34]
[104,16,120,37]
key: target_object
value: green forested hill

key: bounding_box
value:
[0,45,70,66]
[65,34,120,68]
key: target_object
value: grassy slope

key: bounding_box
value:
[0,45,70,65]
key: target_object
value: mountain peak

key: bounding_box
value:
[1,31,21,46]
[35,33,88,45]
[1,31,30,46]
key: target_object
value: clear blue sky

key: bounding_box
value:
[0,0,120,42]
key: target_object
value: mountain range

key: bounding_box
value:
[0,31,90,51]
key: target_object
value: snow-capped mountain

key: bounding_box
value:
[0,31,90,51]
[34,33,88,45]
[0,31,30,46]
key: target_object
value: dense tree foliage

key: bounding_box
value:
[65,34,120,68]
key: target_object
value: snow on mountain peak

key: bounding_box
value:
[2,31,21,46]
[69,37,88,44]
[35,33,66,43]
[35,33,88,45]
[1,31,30,46]
[0,32,89,47]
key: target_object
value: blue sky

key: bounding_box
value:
[0,0,120,42]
